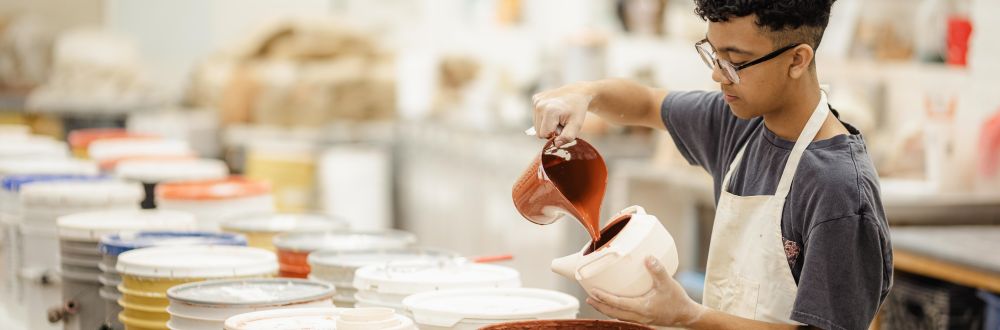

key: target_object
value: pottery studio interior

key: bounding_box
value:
[0,0,998,329]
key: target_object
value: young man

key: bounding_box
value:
[530,1,892,329]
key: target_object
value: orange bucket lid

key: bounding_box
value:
[156,176,271,201]
[67,128,157,149]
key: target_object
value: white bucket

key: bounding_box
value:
[352,262,521,314]
[0,135,69,159]
[220,212,349,251]
[156,177,275,231]
[17,180,142,330]
[57,209,198,330]
[307,248,459,307]
[273,230,418,279]
[402,288,579,330]
[223,307,416,330]
[166,278,335,330]
[0,174,105,327]
[319,145,392,231]
[87,138,194,166]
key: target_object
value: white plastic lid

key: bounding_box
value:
[20,180,143,207]
[309,248,459,269]
[222,213,348,234]
[88,138,193,162]
[353,262,521,295]
[223,308,341,330]
[167,278,334,306]
[274,230,416,253]
[402,288,579,327]
[0,136,68,158]
[114,158,229,183]
[0,159,98,176]
[57,209,197,241]
[223,308,415,330]
[116,245,277,278]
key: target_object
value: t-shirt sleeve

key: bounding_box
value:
[791,214,891,330]
[660,90,744,177]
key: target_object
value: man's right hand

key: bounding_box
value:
[530,79,669,146]
[531,82,594,147]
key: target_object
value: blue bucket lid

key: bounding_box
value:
[99,231,248,257]
[2,174,109,192]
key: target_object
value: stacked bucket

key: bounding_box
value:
[115,245,278,330]
[19,180,143,330]
[220,213,348,251]
[99,232,248,330]
[307,248,459,307]
[272,231,417,278]
[165,278,335,330]
[55,210,197,330]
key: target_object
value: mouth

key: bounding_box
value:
[723,93,739,102]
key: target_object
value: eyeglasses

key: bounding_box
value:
[695,39,800,84]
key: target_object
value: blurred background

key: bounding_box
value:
[1,0,998,329]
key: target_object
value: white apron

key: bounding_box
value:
[702,91,830,324]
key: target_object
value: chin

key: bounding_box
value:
[727,104,757,120]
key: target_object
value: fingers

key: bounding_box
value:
[644,256,670,287]
[587,297,650,324]
[553,113,583,147]
[536,98,568,139]
[591,289,646,312]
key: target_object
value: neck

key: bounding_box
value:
[761,74,821,141]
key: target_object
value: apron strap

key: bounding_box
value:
[720,91,830,198]
[773,91,829,199]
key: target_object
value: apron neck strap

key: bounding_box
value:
[721,91,830,198]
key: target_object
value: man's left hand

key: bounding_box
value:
[587,256,707,327]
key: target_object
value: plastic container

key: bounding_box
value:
[223,307,416,330]
[57,209,197,330]
[353,261,521,314]
[273,230,417,278]
[0,173,104,322]
[245,140,317,212]
[481,319,654,329]
[156,177,275,231]
[308,248,460,307]
[0,135,70,159]
[67,128,156,158]
[166,278,335,330]
[221,212,348,251]
[318,145,393,231]
[403,288,579,330]
[115,158,229,209]
[99,231,248,330]
[17,180,142,330]
[116,245,278,330]
[87,138,194,169]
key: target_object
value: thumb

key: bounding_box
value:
[644,256,669,287]
[553,114,583,147]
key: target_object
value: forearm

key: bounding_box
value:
[582,79,668,130]
[686,309,813,330]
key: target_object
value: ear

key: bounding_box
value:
[788,44,814,79]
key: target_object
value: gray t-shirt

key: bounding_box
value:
[662,91,893,330]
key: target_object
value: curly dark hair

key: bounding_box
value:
[694,0,837,49]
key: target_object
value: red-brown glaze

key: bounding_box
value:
[513,138,607,244]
